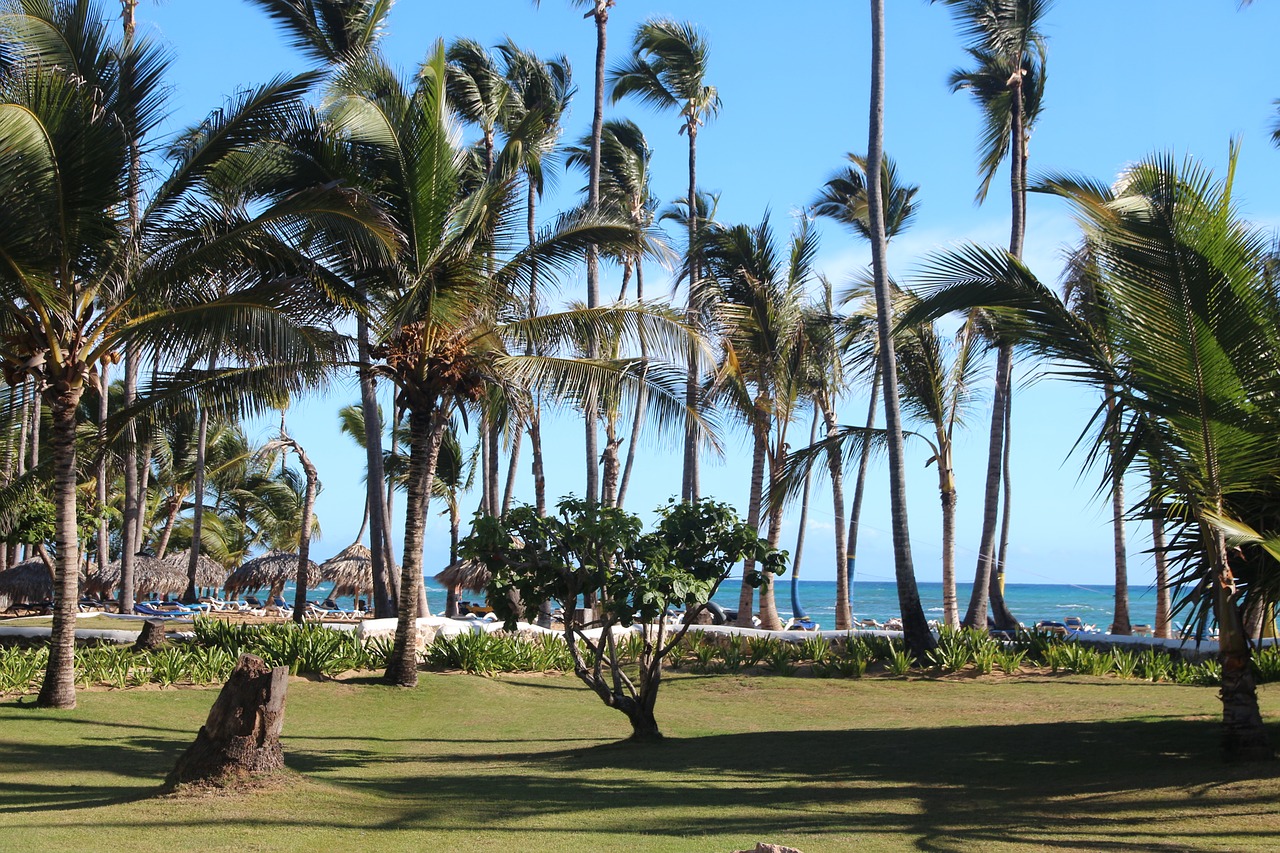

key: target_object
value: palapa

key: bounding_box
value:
[85,555,186,598]
[434,558,491,594]
[320,542,376,598]
[224,550,317,597]
[0,558,54,604]
[163,549,229,591]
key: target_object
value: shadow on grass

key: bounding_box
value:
[279,717,1280,849]
[3,694,1279,850]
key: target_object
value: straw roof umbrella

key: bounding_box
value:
[0,558,54,605]
[224,550,318,598]
[87,555,182,599]
[434,559,491,594]
[320,542,375,599]
[163,549,228,592]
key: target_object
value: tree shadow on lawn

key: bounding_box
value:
[281,716,1280,850]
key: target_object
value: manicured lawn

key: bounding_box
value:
[1,672,1278,851]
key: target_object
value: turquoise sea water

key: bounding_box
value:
[290,577,1163,631]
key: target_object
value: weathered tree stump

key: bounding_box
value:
[132,619,167,653]
[167,654,289,787]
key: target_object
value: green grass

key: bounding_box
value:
[1,614,192,632]
[1,674,1279,851]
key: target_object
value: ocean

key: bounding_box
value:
[291,577,1164,631]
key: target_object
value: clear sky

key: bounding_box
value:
[131,1,1280,590]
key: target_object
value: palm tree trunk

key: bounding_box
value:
[135,435,152,550]
[359,311,396,618]
[154,490,183,560]
[486,414,501,516]
[601,414,622,506]
[182,403,209,604]
[846,360,879,619]
[529,411,547,517]
[867,0,934,658]
[384,405,448,687]
[964,343,1010,627]
[503,420,522,515]
[617,259,647,509]
[1153,511,1172,639]
[36,384,84,709]
[1211,530,1273,760]
[290,439,319,624]
[14,381,28,564]
[790,412,820,622]
[758,424,791,632]
[989,386,1018,629]
[1102,391,1131,635]
[735,421,768,627]
[820,399,851,631]
[29,392,39,469]
[582,3,609,507]
[119,348,139,613]
[681,123,700,502]
[96,363,110,574]
[934,454,958,631]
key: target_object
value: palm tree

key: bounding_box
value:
[931,0,1051,631]
[1,0,386,707]
[811,153,919,629]
[329,45,695,687]
[702,214,816,631]
[566,119,668,508]
[866,0,935,659]
[246,0,400,618]
[908,148,1276,759]
[493,40,574,517]
[432,423,473,616]
[610,18,720,503]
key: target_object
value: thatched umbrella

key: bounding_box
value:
[163,549,229,592]
[434,559,491,594]
[87,555,186,599]
[320,542,374,600]
[0,558,53,605]
[224,550,317,599]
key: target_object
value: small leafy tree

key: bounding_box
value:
[463,497,784,741]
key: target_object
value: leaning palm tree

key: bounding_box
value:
[866,0,936,658]
[931,0,1051,631]
[0,0,387,708]
[907,148,1276,759]
[610,18,720,503]
[811,152,919,629]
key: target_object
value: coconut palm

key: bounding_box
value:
[865,0,935,658]
[0,0,386,707]
[931,0,1051,631]
[610,18,720,503]
[493,40,574,516]
[907,148,1276,759]
[246,0,400,618]
[566,119,669,508]
[811,153,919,629]
[701,214,817,631]
[327,45,697,687]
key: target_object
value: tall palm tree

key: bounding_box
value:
[493,40,574,517]
[246,0,400,618]
[931,0,1051,631]
[703,214,816,631]
[866,0,935,659]
[908,148,1276,759]
[566,119,668,508]
[610,18,720,503]
[811,153,918,629]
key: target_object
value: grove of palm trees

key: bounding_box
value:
[2,1,1280,848]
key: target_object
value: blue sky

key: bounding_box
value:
[134,1,1280,589]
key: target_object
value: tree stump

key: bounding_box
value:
[132,619,167,653]
[167,654,289,787]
